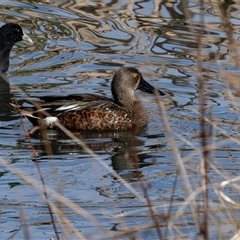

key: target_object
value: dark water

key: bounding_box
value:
[0,0,239,239]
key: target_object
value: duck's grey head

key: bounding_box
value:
[111,67,142,107]
[111,67,165,107]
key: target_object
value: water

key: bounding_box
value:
[0,0,239,239]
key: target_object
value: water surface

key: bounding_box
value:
[0,0,240,239]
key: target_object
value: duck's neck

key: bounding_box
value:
[113,89,135,108]
[131,99,148,127]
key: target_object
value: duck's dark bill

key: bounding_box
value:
[138,78,165,96]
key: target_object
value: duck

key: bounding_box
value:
[11,67,165,131]
[0,23,33,73]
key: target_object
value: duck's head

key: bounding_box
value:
[111,67,165,107]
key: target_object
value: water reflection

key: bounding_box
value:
[16,128,165,182]
[1,0,240,239]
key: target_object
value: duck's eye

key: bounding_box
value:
[132,73,138,78]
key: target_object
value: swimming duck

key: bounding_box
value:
[11,67,165,131]
[0,23,33,73]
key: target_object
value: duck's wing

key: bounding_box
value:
[13,94,112,111]
[11,94,116,125]
[40,94,114,112]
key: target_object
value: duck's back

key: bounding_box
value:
[54,94,134,131]
[13,94,135,131]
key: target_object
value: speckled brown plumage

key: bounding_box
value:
[11,67,165,131]
[59,109,132,130]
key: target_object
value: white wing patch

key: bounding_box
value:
[56,104,80,111]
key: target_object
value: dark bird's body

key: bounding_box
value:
[11,67,165,131]
[0,23,32,122]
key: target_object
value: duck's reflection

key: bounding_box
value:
[17,128,165,182]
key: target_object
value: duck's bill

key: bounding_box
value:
[22,32,33,45]
[138,78,165,96]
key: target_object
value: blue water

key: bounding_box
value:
[0,0,239,239]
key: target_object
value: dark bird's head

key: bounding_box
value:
[0,23,33,46]
[0,23,33,72]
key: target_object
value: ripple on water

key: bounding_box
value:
[0,0,240,239]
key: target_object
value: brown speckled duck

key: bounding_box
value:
[11,67,165,131]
